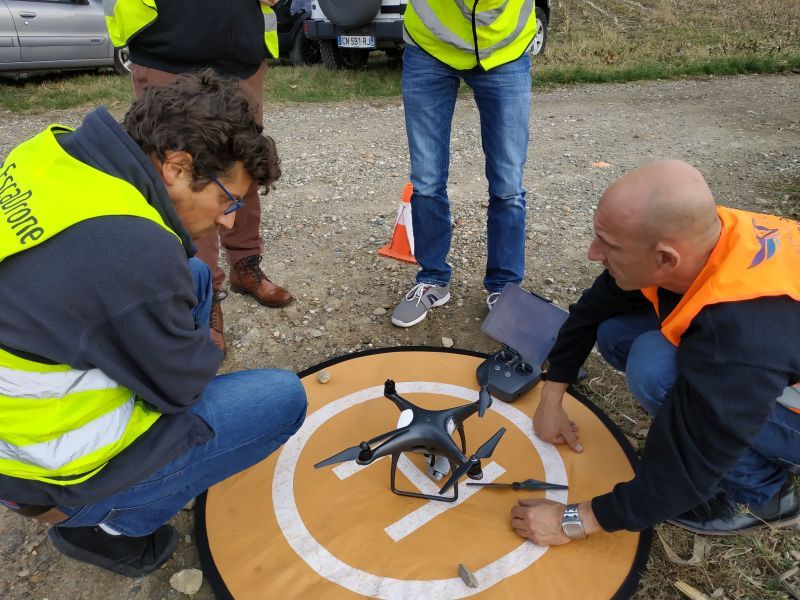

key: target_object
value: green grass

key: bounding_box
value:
[1,0,799,112]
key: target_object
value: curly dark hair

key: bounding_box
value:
[123,68,280,190]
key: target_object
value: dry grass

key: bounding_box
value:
[538,0,800,78]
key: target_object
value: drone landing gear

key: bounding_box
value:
[389,453,459,503]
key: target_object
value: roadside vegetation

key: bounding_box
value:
[0,0,798,112]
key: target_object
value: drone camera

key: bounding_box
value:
[384,379,396,395]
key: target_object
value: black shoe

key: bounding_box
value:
[668,477,800,535]
[48,524,178,577]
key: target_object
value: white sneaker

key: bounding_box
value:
[486,292,501,311]
[391,283,451,328]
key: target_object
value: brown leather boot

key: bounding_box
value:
[209,290,226,354]
[230,255,293,307]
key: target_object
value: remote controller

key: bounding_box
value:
[475,345,542,403]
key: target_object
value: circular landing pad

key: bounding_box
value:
[197,348,651,599]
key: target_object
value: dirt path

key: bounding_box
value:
[1,72,798,599]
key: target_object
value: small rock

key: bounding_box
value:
[170,569,203,595]
[636,428,650,438]
[17,569,30,578]
[441,337,454,348]
[309,328,323,338]
[458,563,479,588]
[544,277,555,285]
[317,370,331,384]
[373,307,387,316]
[182,498,196,511]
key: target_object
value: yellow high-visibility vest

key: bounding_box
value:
[404,0,537,70]
[104,0,279,59]
[0,125,180,485]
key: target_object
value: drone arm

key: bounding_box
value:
[383,380,415,412]
[456,423,466,454]
[449,403,479,424]
[365,429,411,462]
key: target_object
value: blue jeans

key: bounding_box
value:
[597,312,800,507]
[402,45,531,292]
[56,259,308,536]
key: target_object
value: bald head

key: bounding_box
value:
[589,161,722,292]
[599,160,718,246]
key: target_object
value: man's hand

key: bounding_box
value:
[533,380,583,452]
[511,499,601,545]
[259,0,278,6]
[510,499,572,546]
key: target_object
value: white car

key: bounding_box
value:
[0,0,128,74]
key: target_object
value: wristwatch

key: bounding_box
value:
[561,504,586,540]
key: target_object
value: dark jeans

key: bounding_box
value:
[597,311,800,507]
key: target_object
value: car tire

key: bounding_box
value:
[384,46,404,65]
[113,46,131,75]
[320,40,369,69]
[289,30,321,66]
[530,7,548,57]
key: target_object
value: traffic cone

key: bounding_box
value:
[378,183,417,264]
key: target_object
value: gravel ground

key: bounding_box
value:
[0,72,798,599]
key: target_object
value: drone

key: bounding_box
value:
[314,374,506,502]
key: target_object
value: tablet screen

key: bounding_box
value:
[480,284,569,366]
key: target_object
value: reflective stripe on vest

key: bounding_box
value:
[405,0,536,70]
[0,126,177,484]
[262,5,279,59]
[105,0,279,59]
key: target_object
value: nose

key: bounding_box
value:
[587,238,604,262]
[217,211,236,230]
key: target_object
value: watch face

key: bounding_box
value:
[562,522,585,539]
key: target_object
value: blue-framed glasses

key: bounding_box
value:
[195,161,244,215]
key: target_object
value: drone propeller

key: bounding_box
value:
[477,367,491,418]
[438,427,506,495]
[314,426,409,469]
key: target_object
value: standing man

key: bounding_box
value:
[0,71,307,576]
[391,0,536,328]
[105,0,294,353]
[511,160,800,544]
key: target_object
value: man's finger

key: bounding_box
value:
[517,497,548,508]
[563,425,583,453]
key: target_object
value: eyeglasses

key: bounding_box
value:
[195,161,244,215]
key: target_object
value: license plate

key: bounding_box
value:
[338,35,375,49]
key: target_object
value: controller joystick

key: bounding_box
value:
[496,349,515,364]
[515,362,533,376]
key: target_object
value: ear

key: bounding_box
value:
[654,243,680,273]
[156,151,193,186]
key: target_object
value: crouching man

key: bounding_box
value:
[511,160,799,543]
[0,70,307,576]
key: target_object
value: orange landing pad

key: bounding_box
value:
[196,348,651,599]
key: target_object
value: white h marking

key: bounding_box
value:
[333,453,506,542]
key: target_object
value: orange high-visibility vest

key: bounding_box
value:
[641,206,800,344]
[641,206,800,412]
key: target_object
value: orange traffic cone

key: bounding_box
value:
[378,183,417,264]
